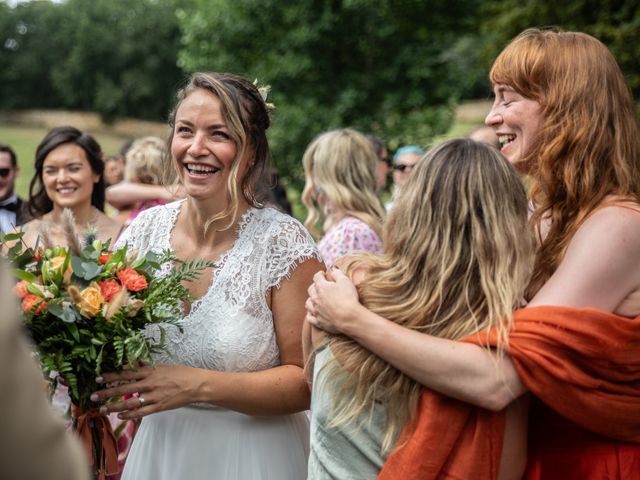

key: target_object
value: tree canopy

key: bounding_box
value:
[0,0,637,189]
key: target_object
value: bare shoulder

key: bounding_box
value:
[573,203,640,253]
[530,203,640,311]
[17,218,44,249]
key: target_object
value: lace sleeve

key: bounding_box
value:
[265,214,323,290]
[113,205,167,256]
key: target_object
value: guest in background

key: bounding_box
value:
[0,258,89,480]
[259,168,293,215]
[103,154,125,187]
[19,126,121,248]
[467,125,500,149]
[117,136,168,227]
[386,145,425,211]
[366,134,391,193]
[0,143,29,233]
[302,128,385,267]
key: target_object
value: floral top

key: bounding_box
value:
[318,216,382,267]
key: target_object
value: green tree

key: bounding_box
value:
[0,1,68,110]
[479,1,640,98]
[178,0,484,188]
[52,0,186,121]
[0,0,188,121]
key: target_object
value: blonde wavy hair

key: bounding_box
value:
[301,128,385,239]
[489,28,640,297]
[166,72,272,233]
[322,139,534,452]
[125,136,166,185]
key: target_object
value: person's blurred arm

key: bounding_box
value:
[0,264,89,480]
[106,182,184,209]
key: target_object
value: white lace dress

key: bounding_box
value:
[114,200,321,480]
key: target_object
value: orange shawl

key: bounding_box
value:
[378,306,640,480]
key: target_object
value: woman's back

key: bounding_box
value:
[309,343,387,480]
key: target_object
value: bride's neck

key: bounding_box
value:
[183,197,251,246]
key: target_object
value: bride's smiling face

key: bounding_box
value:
[171,88,250,202]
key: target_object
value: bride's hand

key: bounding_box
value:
[305,267,361,334]
[91,364,208,420]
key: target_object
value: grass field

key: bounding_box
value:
[0,103,488,202]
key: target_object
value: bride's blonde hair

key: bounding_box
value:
[322,139,534,452]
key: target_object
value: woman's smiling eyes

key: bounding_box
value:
[175,124,231,141]
[43,163,84,175]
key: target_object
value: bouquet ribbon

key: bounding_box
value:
[72,406,119,479]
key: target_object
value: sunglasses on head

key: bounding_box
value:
[393,164,412,172]
[0,168,12,178]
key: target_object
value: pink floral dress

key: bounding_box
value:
[318,216,382,267]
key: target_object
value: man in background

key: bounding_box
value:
[366,134,391,193]
[386,145,425,211]
[467,125,500,149]
[0,143,29,233]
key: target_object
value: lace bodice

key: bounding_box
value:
[115,201,321,373]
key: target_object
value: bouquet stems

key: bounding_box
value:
[71,403,119,480]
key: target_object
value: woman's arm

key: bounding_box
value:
[307,269,524,411]
[106,182,184,209]
[307,206,640,410]
[94,257,324,418]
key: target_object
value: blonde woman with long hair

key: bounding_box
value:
[305,139,534,479]
[302,128,385,267]
[307,29,640,479]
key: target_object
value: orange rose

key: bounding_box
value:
[77,284,104,318]
[22,293,47,315]
[14,280,29,299]
[98,253,113,265]
[116,268,148,292]
[97,278,122,302]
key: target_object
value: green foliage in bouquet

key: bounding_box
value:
[1,229,212,411]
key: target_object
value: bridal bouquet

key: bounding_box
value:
[0,213,211,479]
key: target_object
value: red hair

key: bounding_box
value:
[490,28,640,296]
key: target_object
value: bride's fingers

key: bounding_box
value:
[117,401,155,420]
[97,366,152,384]
[91,380,150,403]
[99,393,153,416]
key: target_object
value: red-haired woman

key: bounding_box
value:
[307,28,640,479]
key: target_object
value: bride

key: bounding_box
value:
[92,72,324,479]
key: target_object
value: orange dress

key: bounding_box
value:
[378,306,640,480]
[525,399,640,479]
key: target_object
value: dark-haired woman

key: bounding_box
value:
[20,126,121,248]
[92,72,323,480]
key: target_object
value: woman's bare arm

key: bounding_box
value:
[307,206,640,410]
[106,182,184,209]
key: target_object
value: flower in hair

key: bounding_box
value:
[253,78,275,111]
